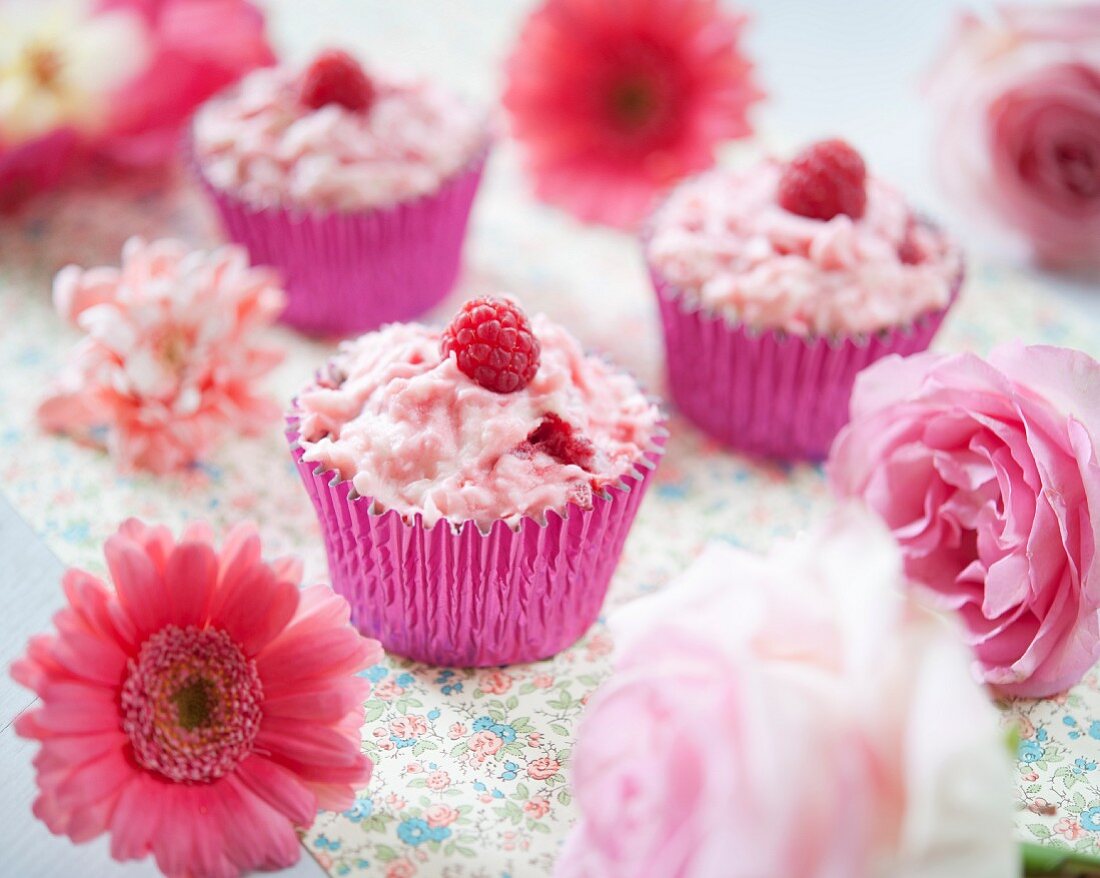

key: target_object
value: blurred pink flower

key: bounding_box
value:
[926,4,1100,268]
[386,859,417,878]
[94,0,275,166]
[502,0,762,228]
[829,344,1100,697]
[556,510,1015,878]
[424,804,459,829]
[426,770,451,791]
[524,796,551,819]
[479,670,513,695]
[10,518,382,877]
[38,237,285,474]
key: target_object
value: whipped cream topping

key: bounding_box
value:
[295,316,660,530]
[193,65,487,211]
[646,160,962,336]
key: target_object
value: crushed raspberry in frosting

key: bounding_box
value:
[647,160,962,337]
[295,316,660,530]
[193,64,486,211]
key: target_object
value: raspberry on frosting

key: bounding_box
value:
[300,49,375,112]
[295,317,660,529]
[441,297,541,394]
[778,139,867,221]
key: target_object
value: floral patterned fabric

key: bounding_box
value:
[1,6,1099,877]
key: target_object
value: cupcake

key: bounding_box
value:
[192,49,490,336]
[286,297,665,666]
[645,139,963,461]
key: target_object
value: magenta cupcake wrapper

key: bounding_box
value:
[649,264,962,461]
[286,414,666,667]
[193,145,489,337]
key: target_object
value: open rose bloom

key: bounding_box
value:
[557,509,1016,878]
[830,345,1100,698]
[38,237,285,474]
[926,4,1100,268]
[11,519,383,878]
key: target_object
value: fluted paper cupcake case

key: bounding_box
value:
[286,411,666,667]
[648,255,963,462]
[192,142,490,337]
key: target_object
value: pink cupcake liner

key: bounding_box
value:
[649,261,963,461]
[285,411,666,667]
[193,145,489,337]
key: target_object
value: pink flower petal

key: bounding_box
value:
[233,755,316,826]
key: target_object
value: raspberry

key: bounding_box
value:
[299,50,374,113]
[441,297,541,394]
[525,413,595,468]
[777,139,867,221]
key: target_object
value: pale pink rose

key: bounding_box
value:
[389,715,429,738]
[373,680,404,702]
[531,674,555,689]
[448,722,468,739]
[424,804,459,829]
[829,344,1100,697]
[926,4,1100,268]
[386,859,417,878]
[426,770,451,791]
[38,237,284,474]
[524,796,551,819]
[556,510,1015,878]
[527,756,562,781]
[527,733,542,747]
[468,731,502,761]
[480,670,514,695]
[405,763,422,774]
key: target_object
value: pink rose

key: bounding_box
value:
[531,674,555,689]
[1056,817,1085,840]
[479,670,514,695]
[386,859,417,878]
[829,345,1100,697]
[556,511,1015,878]
[424,804,459,829]
[373,680,404,702]
[426,770,451,791]
[926,4,1100,268]
[389,715,429,738]
[448,722,467,739]
[468,731,502,761]
[526,756,561,781]
[524,796,551,819]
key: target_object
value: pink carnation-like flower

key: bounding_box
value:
[502,0,762,228]
[556,509,1016,878]
[829,344,1100,698]
[925,4,1100,268]
[93,0,275,166]
[38,237,285,474]
[10,518,383,878]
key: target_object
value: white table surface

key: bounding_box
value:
[1,1,1096,876]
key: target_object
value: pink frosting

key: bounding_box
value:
[193,65,487,211]
[295,315,660,530]
[646,160,962,336]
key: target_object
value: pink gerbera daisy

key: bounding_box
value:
[11,519,383,878]
[502,0,763,228]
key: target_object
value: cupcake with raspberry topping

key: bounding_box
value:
[192,49,490,336]
[287,297,664,666]
[645,139,964,460]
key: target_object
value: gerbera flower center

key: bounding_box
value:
[121,625,263,783]
[605,68,674,139]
